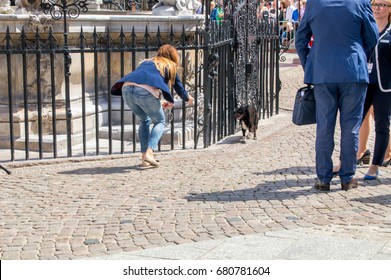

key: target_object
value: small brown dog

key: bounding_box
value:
[235,105,259,143]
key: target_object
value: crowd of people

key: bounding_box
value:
[256,0,306,21]
[255,1,307,45]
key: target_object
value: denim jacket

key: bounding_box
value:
[111,60,189,104]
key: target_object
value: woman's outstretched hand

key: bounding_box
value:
[187,95,194,106]
[161,95,194,110]
[161,101,174,110]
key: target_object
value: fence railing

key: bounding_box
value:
[0,6,280,164]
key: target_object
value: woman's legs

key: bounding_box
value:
[122,86,165,165]
[365,86,391,176]
[383,137,391,164]
[137,97,165,154]
[357,107,373,159]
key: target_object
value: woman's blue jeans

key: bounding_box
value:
[122,85,165,153]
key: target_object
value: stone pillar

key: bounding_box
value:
[87,0,103,11]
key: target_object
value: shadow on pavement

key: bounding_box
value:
[184,176,387,203]
[352,194,391,205]
[215,135,244,145]
[255,166,316,176]
[184,178,321,202]
[57,165,141,175]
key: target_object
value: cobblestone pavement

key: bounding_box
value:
[1,53,390,260]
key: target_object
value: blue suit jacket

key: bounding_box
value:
[295,0,378,84]
[111,61,189,104]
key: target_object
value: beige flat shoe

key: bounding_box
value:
[144,155,159,167]
[139,160,157,170]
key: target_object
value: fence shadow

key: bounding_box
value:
[215,135,244,146]
[57,165,141,175]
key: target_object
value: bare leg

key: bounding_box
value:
[333,161,341,173]
[144,147,159,166]
[366,164,379,177]
[357,107,373,158]
[383,134,391,163]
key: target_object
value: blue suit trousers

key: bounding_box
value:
[314,83,367,184]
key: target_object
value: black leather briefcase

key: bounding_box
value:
[292,85,316,125]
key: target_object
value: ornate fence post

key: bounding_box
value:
[40,0,89,157]
[202,0,212,148]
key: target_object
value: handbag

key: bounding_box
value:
[292,85,316,125]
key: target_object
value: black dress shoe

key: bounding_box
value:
[357,149,371,165]
[382,158,391,167]
[315,180,331,191]
[341,178,358,191]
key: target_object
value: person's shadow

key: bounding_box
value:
[256,166,316,176]
[185,166,389,204]
[351,194,391,205]
[57,165,141,175]
[184,177,320,202]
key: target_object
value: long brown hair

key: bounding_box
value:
[150,44,180,87]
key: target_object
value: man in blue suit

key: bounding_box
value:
[295,0,378,191]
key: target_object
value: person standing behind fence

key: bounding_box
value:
[210,1,217,19]
[111,44,194,168]
[285,0,299,22]
[269,1,277,20]
[211,1,224,24]
[360,0,391,180]
[295,0,378,191]
[257,1,270,21]
[299,0,306,20]
[282,0,299,44]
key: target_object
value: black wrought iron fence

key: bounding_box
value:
[0,1,280,164]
